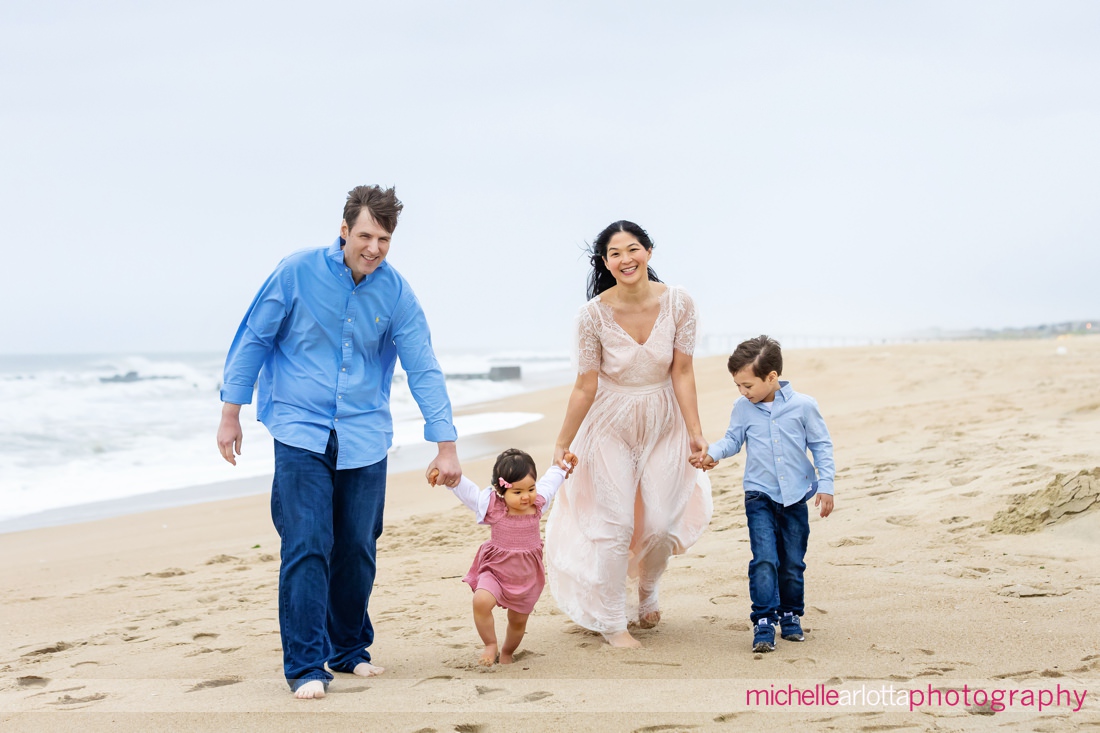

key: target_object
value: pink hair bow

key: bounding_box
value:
[498,478,512,489]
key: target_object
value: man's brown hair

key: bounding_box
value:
[343,185,404,233]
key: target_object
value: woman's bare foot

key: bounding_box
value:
[602,630,642,648]
[479,643,498,666]
[294,680,325,699]
[352,662,385,677]
[637,610,661,629]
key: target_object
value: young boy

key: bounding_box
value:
[700,335,835,653]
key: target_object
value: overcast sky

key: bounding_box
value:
[2,1,1097,356]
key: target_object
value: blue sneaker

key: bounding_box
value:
[780,612,804,642]
[752,619,776,652]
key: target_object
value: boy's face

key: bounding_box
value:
[732,365,780,403]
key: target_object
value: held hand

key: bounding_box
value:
[427,442,461,488]
[553,445,568,473]
[561,451,579,477]
[699,455,719,472]
[688,436,708,470]
[216,410,243,466]
[427,468,440,487]
[815,493,834,518]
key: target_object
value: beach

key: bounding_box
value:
[2,337,1098,731]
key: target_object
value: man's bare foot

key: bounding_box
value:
[479,643,498,666]
[637,610,661,629]
[602,630,642,648]
[352,662,385,678]
[294,680,325,699]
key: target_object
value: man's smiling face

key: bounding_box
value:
[340,212,391,282]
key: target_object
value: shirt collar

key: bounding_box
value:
[326,237,388,283]
[776,380,793,401]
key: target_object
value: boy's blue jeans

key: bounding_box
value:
[744,487,812,625]
[271,432,387,691]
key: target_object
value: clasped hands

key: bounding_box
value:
[688,436,715,471]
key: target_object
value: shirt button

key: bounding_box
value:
[338,395,342,399]
[341,367,346,372]
[345,343,350,347]
[334,418,339,422]
[347,318,352,322]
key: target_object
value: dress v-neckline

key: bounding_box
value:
[597,287,670,347]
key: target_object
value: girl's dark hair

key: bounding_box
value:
[491,448,537,496]
[586,220,662,300]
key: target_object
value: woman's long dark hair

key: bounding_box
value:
[586,220,662,300]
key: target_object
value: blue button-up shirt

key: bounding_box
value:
[220,238,457,470]
[707,381,834,506]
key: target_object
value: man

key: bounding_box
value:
[216,185,461,699]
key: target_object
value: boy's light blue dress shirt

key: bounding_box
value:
[220,239,457,470]
[707,381,834,506]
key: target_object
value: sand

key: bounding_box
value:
[2,337,1099,731]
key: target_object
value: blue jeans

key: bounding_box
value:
[271,432,387,691]
[743,487,812,625]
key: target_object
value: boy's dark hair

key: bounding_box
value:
[491,448,537,496]
[727,335,783,379]
[343,184,404,233]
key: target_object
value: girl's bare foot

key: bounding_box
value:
[479,643,498,666]
[499,649,515,664]
[602,630,642,648]
[352,662,385,677]
[637,610,661,629]
[294,680,325,699]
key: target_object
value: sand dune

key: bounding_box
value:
[2,337,1098,731]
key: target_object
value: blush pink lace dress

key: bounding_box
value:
[545,285,713,634]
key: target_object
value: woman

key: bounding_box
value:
[546,220,713,648]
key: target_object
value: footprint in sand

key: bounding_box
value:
[453,725,485,733]
[708,594,737,605]
[509,650,542,662]
[21,641,75,658]
[146,568,188,578]
[192,633,219,641]
[186,677,242,692]
[885,515,916,526]
[829,536,874,547]
[475,685,507,698]
[632,726,700,733]
[413,675,455,686]
[205,554,238,565]
[514,690,553,703]
[48,693,107,706]
[940,516,969,524]
[17,676,50,688]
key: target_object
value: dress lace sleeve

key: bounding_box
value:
[575,303,602,375]
[672,287,698,356]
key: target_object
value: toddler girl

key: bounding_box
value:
[431,448,575,666]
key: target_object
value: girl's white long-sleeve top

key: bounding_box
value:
[448,465,568,524]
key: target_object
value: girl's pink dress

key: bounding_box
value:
[450,467,566,615]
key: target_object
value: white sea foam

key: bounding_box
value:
[0,351,570,524]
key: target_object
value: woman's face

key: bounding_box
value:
[603,231,651,287]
